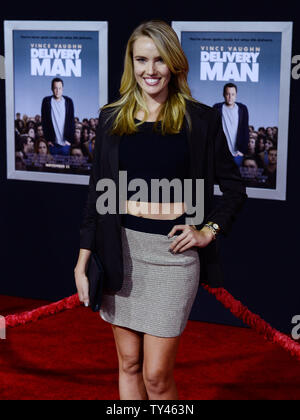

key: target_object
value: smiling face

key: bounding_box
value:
[133,36,171,101]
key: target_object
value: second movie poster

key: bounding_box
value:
[173,22,292,200]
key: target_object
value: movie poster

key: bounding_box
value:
[4,21,108,184]
[172,22,293,200]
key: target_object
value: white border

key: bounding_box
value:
[172,21,293,201]
[4,20,108,185]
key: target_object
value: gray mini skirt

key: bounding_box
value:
[100,212,201,338]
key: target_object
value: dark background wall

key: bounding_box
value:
[0,0,299,334]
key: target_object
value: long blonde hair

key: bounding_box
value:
[102,20,196,135]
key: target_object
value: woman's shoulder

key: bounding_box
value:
[185,98,219,121]
[98,104,119,128]
[99,103,118,118]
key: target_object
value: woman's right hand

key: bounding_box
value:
[74,268,90,307]
[74,249,92,307]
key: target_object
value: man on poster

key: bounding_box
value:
[213,83,249,158]
[41,78,75,156]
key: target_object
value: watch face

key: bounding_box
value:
[213,223,219,230]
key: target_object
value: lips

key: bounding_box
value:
[144,78,161,86]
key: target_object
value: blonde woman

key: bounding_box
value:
[75,20,247,400]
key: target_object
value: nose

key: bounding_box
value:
[146,60,156,75]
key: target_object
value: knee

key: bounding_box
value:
[120,354,143,376]
[143,368,172,394]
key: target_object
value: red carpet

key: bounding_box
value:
[1,295,300,400]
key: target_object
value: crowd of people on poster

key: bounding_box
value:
[15,77,98,175]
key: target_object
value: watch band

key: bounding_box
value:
[204,221,221,239]
[191,221,221,239]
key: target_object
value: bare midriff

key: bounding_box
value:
[124,200,188,220]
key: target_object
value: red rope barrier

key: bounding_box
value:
[4,287,300,361]
[203,286,300,361]
[5,294,81,328]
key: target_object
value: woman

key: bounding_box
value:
[75,20,247,400]
[29,138,54,170]
[34,137,51,156]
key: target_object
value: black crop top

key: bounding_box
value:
[119,120,190,203]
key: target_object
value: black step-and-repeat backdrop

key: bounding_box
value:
[0,1,299,335]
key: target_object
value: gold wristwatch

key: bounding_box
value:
[203,221,221,240]
[191,221,221,240]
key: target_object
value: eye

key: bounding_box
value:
[136,58,146,63]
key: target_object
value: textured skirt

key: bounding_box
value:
[100,212,201,337]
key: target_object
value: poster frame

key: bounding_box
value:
[4,20,108,185]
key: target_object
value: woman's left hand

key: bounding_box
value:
[167,225,215,253]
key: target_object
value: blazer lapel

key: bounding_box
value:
[185,102,208,179]
[108,135,122,229]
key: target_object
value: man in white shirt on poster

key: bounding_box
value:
[213,83,249,158]
[41,78,75,156]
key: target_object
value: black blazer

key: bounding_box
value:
[41,95,75,144]
[80,99,247,289]
[213,102,250,155]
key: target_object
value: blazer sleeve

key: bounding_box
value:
[69,98,75,143]
[41,97,50,143]
[79,111,105,251]
[242,105,250,154]
[205,108,248,236]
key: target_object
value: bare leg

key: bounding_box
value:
[111,325,148,400]
[143,334,181,400]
